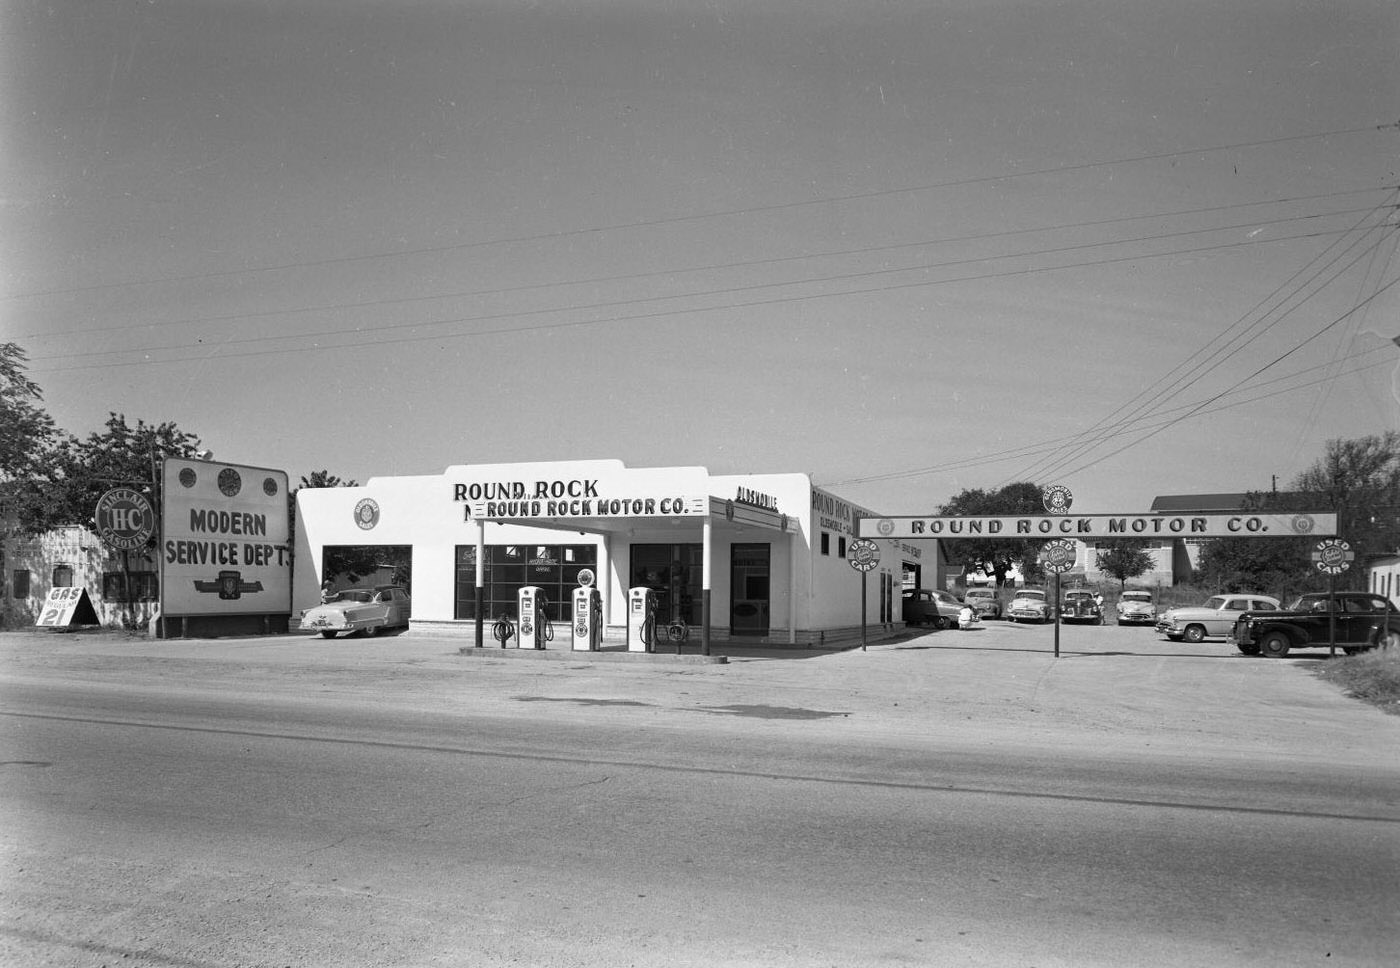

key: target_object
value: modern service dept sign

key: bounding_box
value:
[161,459,291,616]
[860,512,1337,540]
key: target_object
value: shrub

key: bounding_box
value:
[1314,647,1400,715]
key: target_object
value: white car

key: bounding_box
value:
[300,585,412,639]
[1115,590,1156,626]
[963,586,1002,619]
[1155,593,1280,643]
[1008,588,1053,623]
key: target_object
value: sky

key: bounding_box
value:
[3,0,1398,515]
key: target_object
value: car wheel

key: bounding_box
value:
[935,616,951,631]
[366,625,379,638]
[319,630,336,639]
[1183,624,1206,644]
[1260,631,1291,658]
[1237,641,1261,656]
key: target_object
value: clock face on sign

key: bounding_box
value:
[217,467,242,497]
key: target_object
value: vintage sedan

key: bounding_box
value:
[301,585,412,638]
[1228,592,1400,657]
[902,588,964,630]
[1155,593,1280,643]
[1059,589,1104,624]
[963,586,1002,620]
[1115,589,1156,625]
[1007,588,1053,623]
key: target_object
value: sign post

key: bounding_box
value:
[1041,538,1077,658]
[1041,485,1076,659]
[848,538,881,652]
[1311,539,1354,656]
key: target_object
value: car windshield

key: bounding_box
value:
[1016,590,1045,601]
[1122,592,1151,602]
[1286,594,1327,611]
[966,589,992,599]
[1065,591,1092,600]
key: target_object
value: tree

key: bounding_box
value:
[0,342,58,493]
[1094,539,1154,589]
[937,482,1046,586]
[1291,432,1400,567]
[300,470,357,489]
[1194,432,1400,597]
[8,413,200,536]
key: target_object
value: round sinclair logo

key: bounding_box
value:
[95,488,156,551]
[353,498,380,530]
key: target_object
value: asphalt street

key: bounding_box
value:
[1,621,1397,967]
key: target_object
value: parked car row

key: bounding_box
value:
[903,586,1148,627]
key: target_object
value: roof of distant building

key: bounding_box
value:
[1149,493,1252,513]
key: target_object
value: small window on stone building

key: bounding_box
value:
[820,533,830,556]
[53,564,74,587]
[12,569,30,598]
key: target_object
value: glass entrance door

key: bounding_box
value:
[730,543,770,636]
[628,544,702,626]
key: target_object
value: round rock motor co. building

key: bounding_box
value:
[293,459,938,648]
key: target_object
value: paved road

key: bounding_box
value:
[1,623,1397,967]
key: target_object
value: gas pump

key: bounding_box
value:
[517,586,551,650]
[627,586,657,653]
[571,572,603,652]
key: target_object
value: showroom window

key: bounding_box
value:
[454,544,597,621]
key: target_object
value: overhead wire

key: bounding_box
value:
[1044,273,1400,484]
[13,186,1383,345]
[26,222,1368,373]
[8,121,1394,301]
[1001,193,1400,486]
[822,342,1397,488]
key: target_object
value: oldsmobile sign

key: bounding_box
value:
[862,512,1336,540]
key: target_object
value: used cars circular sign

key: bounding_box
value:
[848,538,881,572]
[1311,538,1354,575]
[95,487,156,551]
[1041,538,1078,573]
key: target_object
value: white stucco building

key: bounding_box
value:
[294,459,942,648]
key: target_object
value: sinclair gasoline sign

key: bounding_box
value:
[161,459,291,616]
[95,488,156,551]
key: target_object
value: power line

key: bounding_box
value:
[26,224,1364,374]
[27,219,1372,369]
[10,122,1394,301]
[822,344,1397,488]
[1004,197,1400,485]
[15,188,1383,344]
[1045,275,1400,483]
